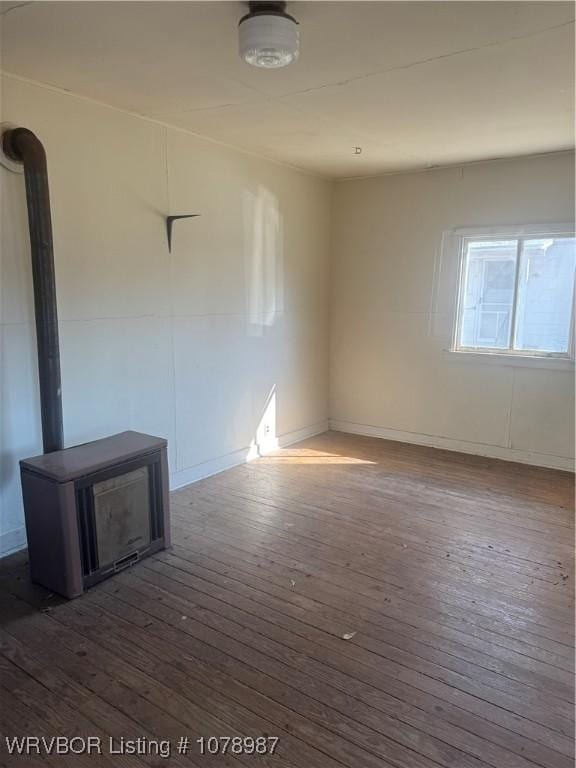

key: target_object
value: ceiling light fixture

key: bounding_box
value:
[239,1,299,69]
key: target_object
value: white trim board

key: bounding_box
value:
[169,420,329,490]
[329,420,574,473]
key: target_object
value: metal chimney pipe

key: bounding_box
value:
[3,127,64,453]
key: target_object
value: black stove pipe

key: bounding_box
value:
[3,128,64,453]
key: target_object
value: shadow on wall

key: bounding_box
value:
[243,185,283,336]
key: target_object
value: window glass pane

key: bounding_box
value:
[514,237,576,354]
[459,240,517,349]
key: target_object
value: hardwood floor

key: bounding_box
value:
[0,431,573,768]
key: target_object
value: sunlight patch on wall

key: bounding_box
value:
[247,385,278,459]
[243,185,284,336]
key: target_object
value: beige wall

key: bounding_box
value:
[0,75,332,556]
[330,153,575,470]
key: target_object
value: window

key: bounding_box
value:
[454,232,576,358]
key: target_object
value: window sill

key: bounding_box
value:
[443,350,575,371]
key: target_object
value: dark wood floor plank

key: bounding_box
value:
[177,481,574,606]
[90,580,430,768]
[179,479,574,609]
[0,655,143,768]
[96,575,574,768]
[177,481,572,604]
[75,587,549,768]
[63,594,457,768]
[166,529,573,676]
[0,587,341,768]
[0,592,208,768]
[168,513,574,661]
[169,499,573,632]
[0,431,573,768]
[158,545,572,696]
[46,602,321,768]
[92,577,500,768]
[197,455,573,554]
[111,565,572,749]
[39,590,395,768]
[194,464,573,548]
[0,625,201,768]
[0,684,66,768]
[143,553,574,710]
[84,583,567,768]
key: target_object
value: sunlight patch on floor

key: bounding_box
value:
[259,448,377,465]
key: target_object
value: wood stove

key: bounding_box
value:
[4,127,171,599]
[20,431,170,599]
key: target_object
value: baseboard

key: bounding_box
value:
[277,421,330,449]
[329,419,575,472]
[169,420,329,490]
[0,527,27,559]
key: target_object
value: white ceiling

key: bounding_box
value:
[1,1,574,178]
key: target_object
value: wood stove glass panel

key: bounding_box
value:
[93,466,151,568]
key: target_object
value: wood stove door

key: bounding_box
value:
[92,466,151,568]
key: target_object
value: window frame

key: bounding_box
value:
[451,224,576,362]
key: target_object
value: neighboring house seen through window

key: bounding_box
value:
[455,233,576,358]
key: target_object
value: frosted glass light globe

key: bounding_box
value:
[239,13,299,69]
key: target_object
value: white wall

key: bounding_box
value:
[330,153,575,470]
[0,75,332,557]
